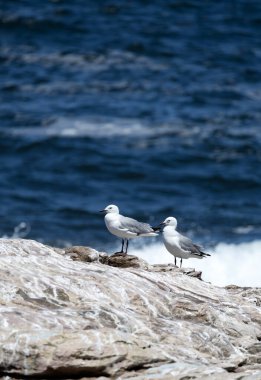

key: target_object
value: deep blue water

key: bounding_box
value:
[0,0,260,251]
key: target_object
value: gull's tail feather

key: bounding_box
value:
[200,251,211,257]
[191,250,211,259]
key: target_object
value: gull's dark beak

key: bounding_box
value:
[99,209,106,214]
[153,222,165,232]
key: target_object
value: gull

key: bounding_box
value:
[158,216,210,267]
[100,204,158,254]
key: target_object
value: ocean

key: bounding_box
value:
[0,0,260,286]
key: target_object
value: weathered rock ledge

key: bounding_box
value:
[0,239,260,379]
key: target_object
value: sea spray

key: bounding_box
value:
[131,240,261,287]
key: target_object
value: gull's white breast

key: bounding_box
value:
[163,227,190,259]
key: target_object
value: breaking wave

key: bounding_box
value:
[131,240,261,287]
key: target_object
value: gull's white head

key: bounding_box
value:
[162,216,177,229]
[100,204,120,214]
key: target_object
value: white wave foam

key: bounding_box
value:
[131,240,261,287]
[1,222,31,239]
[0,48,165,71]
[6,118,162,139]
[4,117,208,141]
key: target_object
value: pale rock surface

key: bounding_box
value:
[0,239,260,379]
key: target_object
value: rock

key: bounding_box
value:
[180,266,203,279]
[151,263,202,280]
[65,245,102,262]
[150,263,202,281]
[225,285,261,308]
[101,252,151,269]
[0,238,260,379]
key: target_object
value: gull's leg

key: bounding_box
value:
[174,257,176,266]
[120,239,124,253]
[113,239,125,255]
[125,239,129,254]
[180,258,182,268]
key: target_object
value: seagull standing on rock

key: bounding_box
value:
[158,216,210,268]
[100,204,158,254]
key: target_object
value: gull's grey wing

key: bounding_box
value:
[178,234,209,256]
[119,216,154,235]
